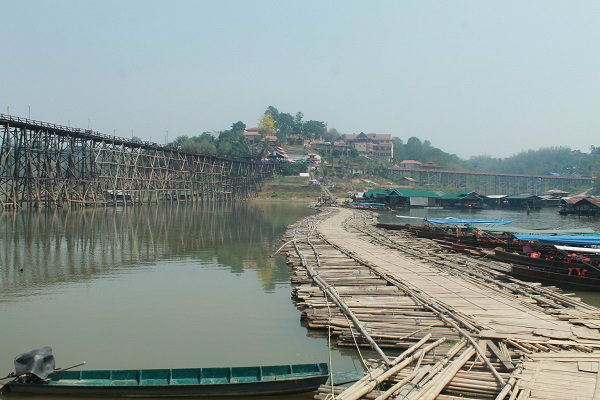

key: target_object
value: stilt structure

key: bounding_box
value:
[0,114,277,209]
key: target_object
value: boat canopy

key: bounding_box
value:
[472,226,600,235]
[513,234,600,246]
[554,245,600,254]
[426,217,511,226]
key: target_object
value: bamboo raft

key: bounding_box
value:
[283,208,600,399]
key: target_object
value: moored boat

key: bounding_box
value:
[508,263,600,291]
[2,363,330,397]
[491,249,600,291]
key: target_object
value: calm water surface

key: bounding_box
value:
[0,203,364,399]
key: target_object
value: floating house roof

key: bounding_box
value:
[438,191,482,200]
[388,188,440,198]
[505,194,541,200]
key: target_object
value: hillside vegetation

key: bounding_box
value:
[163,104,597,180]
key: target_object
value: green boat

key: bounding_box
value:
[3,363,330,397]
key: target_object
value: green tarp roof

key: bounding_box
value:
[364,188,440,198]
[363,189,389,198]
[438,191,482,200]
[388,188,440,198]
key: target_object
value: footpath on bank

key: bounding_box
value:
[285,207,600,400]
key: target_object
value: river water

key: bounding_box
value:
[1,205,599,399]
[0,203,363,399]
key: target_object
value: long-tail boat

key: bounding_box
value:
[2,363,331,397]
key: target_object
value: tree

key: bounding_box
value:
[275,112,295,141]
[323,128,341,143]
[186,132,217,154]
[131,136,143,144]
[303,120,326,139]
[258,114,276,137]
[294,112,304,137]
[279,161,308,176]
[592,146,600,194]
[217,122,250,158]
[231,121,246,134]
[265,106,279,118]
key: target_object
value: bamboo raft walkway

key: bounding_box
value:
[283,207,600,399]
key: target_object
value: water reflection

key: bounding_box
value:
[0,203,313,299]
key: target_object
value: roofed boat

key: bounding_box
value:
[2,363,330,397]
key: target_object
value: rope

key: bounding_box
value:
[324,293,336,400]
[342,310,375,380]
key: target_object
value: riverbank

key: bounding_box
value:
[255,176,393,202]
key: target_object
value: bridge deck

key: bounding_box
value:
[289,208,600,399]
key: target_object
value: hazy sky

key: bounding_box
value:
[1,0,598,158]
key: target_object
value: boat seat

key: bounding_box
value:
[200,368,230,385]
[261,365,292,381]
[111,370,139,386]
[140,369,169,386]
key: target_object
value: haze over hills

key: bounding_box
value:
[169,105,598,180]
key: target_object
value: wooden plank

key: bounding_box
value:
[487,340,515,370]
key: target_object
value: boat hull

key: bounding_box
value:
[3,363,330,398]
[5,376,328,397]
[508,264,600,291]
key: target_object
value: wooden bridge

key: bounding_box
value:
[285,208,600,399]
[387,167,594,195]
[0,115,277,209]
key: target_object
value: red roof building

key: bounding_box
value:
[344,132,393,161]
[243,128,260,143]
[397,160,423,169]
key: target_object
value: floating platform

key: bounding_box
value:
[285,208,600,399]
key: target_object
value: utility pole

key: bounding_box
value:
[28,105,31,119]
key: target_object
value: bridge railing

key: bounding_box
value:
[0,114,279,165]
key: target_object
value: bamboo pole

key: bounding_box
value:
[495,365,523,400]
[337,337,446,400]
[329,222,506,387]
[408,346,477,400]
[293,234,392,366]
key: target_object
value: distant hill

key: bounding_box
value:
[392,137,596,178]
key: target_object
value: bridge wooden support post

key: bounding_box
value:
[0,114,278,210]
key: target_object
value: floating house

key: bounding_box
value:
[362,188,440,207]
[503,194,542,209]
[438,191,485,209]
[484,194,542,209]
[398,176,417,186]
[559,197,600,216]
[543,189,570,198]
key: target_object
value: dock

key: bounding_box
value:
[284,208,600,399]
